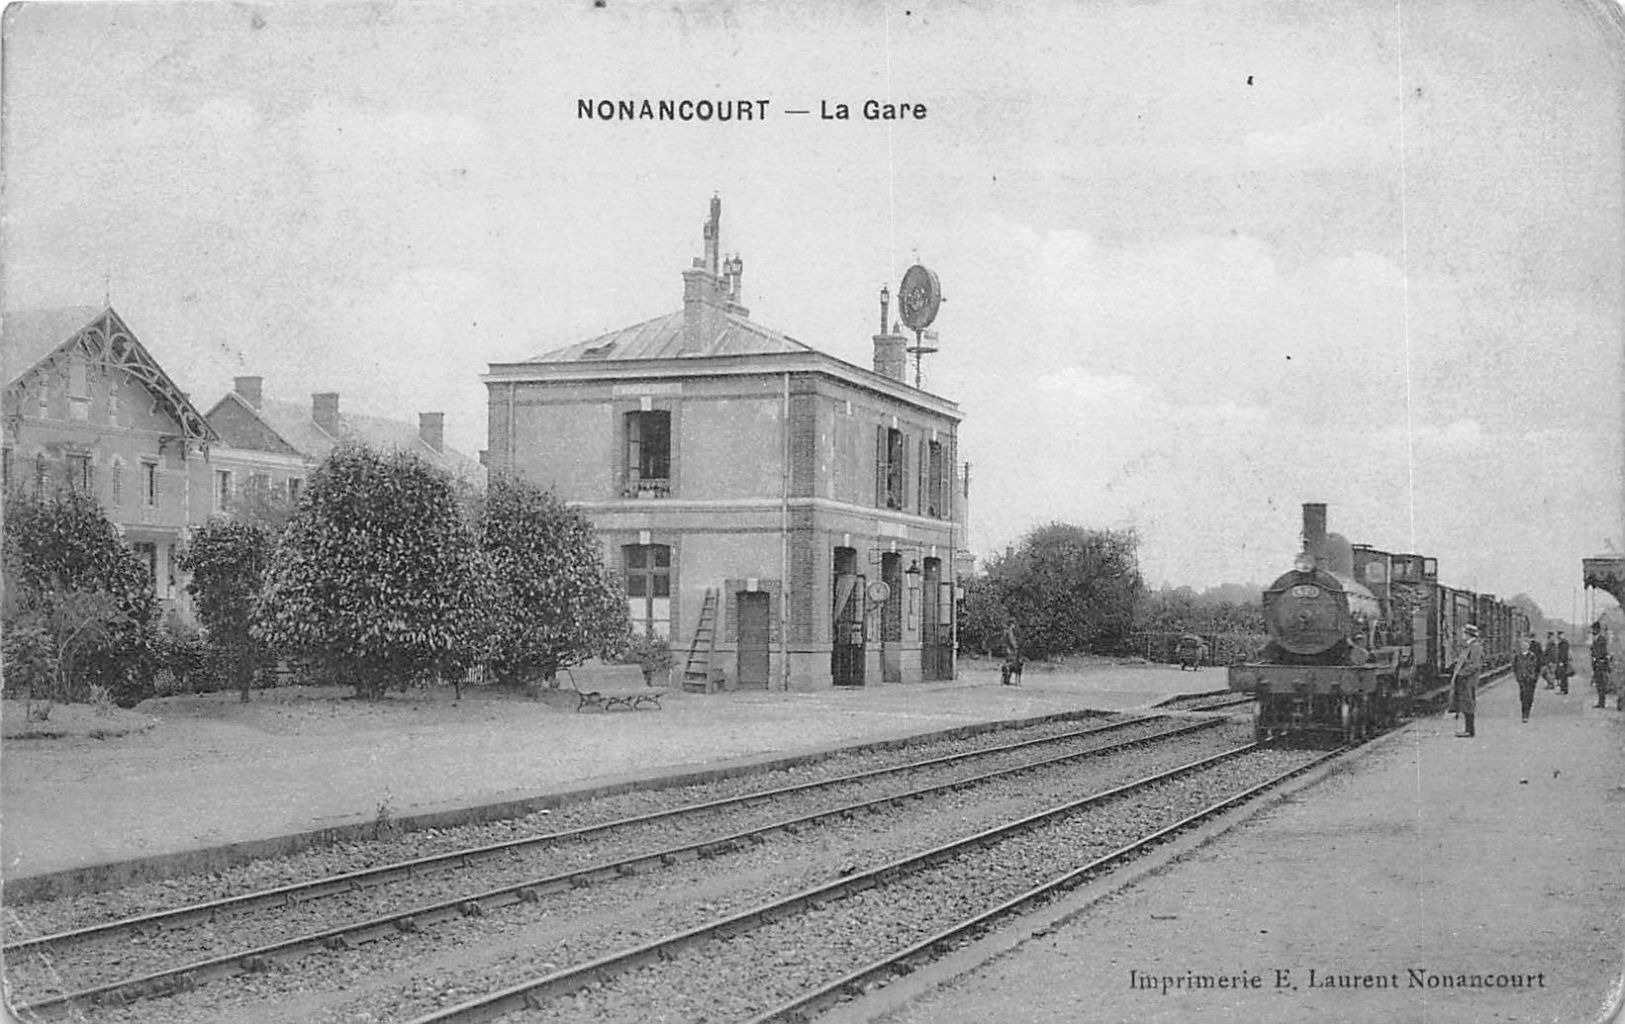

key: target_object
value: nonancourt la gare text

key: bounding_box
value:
[577,98,928,122]
[1128,967,1547,996]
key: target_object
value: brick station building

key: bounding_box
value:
[484,199,966,690]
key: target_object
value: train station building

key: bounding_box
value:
[484,198,967,691]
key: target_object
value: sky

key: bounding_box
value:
[3,0,1622,621]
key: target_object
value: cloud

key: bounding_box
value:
[1243,106,1399,167]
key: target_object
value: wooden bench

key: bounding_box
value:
[565,665,665,713]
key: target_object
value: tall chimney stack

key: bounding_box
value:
[1301,503,1328,565]
[234,375,263,410]
[419,412,445,452]
[312,392,340,435]
[703,194,721,275]
[682,196,731,355]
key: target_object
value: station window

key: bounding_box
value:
[623,544,672,639]
[876,427,907,510]
[67,453,93,494]
[624,410,671,497]
[927,439,946,518]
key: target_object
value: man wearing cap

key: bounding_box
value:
[1589,621,1611,709]
[1450,624,1484,738]
[1541,631,1558,689]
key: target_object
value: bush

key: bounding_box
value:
[179,518,272,701]
[151,619,225,694]
[620,630,674,686]
[2,622,58,701]
[255,445,486,699]
[2,490,157,706]
[475,476,632,688]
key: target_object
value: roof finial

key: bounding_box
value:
[104,269,111,307]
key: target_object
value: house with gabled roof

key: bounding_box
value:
[485,198,967,692]
[203,379,485,516]
[2,305,217,615]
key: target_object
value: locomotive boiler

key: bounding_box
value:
[1229,502,1523,743]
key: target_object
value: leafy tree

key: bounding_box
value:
[254,444,486,699]
[955,573,1012,655]
[1508,592,1549,634]
[179,518,272,701]
[2,490,156,706]
[475,475,631,688]
[961,523,1144,660]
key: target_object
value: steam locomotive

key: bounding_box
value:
[1228,503,1526,743]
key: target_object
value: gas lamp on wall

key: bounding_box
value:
[904,559,922,624]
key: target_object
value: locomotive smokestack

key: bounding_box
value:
[1302,503,1328,566]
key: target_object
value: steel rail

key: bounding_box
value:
[10,717,1223,1021]
[5,711,1168,959]
[754,743,1354,1023]
[417,741,1261,1024]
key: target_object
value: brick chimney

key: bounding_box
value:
[680,195,731,356]
[872,285,908,381]
[312,392,340,435]
[234,375,263,409]
[419,412,445,452]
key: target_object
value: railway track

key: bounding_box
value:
[7,711,1235,1021]
[420,741,1336,1023]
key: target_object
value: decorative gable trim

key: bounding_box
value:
[6,308,218,447]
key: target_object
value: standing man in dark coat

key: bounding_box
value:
[1591,622,1611,709]
[1451,624,1484,738]
[1555,631,1571,694]
[1513,636,1542,722]
[1541,631,1557,689]
[1000,618,1022,686]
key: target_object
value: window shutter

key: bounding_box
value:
[917,437,927,514]
[875,425,887,507]
[898,434,909,512]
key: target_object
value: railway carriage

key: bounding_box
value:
[1230,503,1524,743]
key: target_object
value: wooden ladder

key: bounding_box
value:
[682,588,720,692]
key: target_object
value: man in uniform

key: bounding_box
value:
[1451,624,1484,738]
[1591,621,1611,709]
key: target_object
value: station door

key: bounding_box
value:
[736,592,771,689]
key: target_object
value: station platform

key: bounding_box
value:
[0,658,1205,898]
[863,670,1625,1024]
